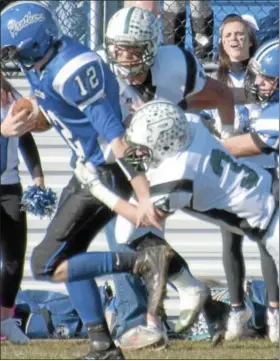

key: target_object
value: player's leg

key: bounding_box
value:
[162,0,187,48]
[105,219,153,350]
[114,210,211,338]
[0,184,29,344]
[103,168,155,349]
[189,0,214,59]
[220,229,251,341]
[31,175,172,359]
[130,232,210,335]
[257,241,279,343]
[31,176,124,359]
[261,210,279,343]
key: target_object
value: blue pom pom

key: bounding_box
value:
[21,185,57,218]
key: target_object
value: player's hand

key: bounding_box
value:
[129,98,145,113]
[136,198,164,230]
[0,87,15,107]
[33,176,45,188]
[1,104,35,137]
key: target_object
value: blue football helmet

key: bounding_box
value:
[1,1,60,68]
[245,38,279,102]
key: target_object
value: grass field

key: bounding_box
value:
[1,339,278,360]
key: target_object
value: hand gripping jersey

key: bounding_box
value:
[22,36,125,166]
[0,90,22,184]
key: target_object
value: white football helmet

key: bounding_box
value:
[125,100,191,170]
[105,6,160,79]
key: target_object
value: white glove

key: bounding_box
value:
[74,161,120,210]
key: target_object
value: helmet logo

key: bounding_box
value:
[8,12,45,38]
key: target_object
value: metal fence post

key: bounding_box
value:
[89,0,104,49]
[103,0,123,37]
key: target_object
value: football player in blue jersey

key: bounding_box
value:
[222,38,279,343]
[0,2,172,359]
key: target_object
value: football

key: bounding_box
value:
[12,97,52,133]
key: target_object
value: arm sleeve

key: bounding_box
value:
[82,97,125,144]
[250,114,279,153]
[181,49,207,97]
[250,131,279,154]
[19,133,44,179]
[53,53,125,143]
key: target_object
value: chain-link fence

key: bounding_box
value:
[1,0,107,77]
[1,0,279,77]
[162,0,279,61]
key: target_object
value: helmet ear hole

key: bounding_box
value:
[1,2,60,68]
[32,42,39,49]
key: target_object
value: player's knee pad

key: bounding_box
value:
[129,232,188,278]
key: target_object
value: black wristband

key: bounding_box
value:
[116,157,140,181]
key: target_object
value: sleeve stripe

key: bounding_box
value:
[251,132,277,153]
[77,90,105,111]
[253,117,279,132]
[52,52,102,97]
[180,49,197,97]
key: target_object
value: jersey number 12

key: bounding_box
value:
[75,66,99,96]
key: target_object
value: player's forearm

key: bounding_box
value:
[74,161,138,222]
[231,88,257,105]
[130,173,151,201]
[19,132,44,180]
[187,77,235,125]
[111,136,152,201]
[223,133,261,157]
[216,86,235,126]
[113,199,138,224]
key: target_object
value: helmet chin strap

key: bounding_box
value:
[113,62,148,80]
[33,46,56,71]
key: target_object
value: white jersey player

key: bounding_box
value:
[100,6,241,132]
[97,5,237,340]
[115,100,279,274]
[95,6,253,342]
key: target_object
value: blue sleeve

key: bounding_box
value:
[54,55,125,143]
[251,129,279,152]
[252,116,279,151]
[0,136,9,175]
[83,97,125,143]
[19,132,44,178]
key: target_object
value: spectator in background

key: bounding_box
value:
[209,14,259,135]
[208,16,279,343]
[124,0,214,60]
[0,74,45,344]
